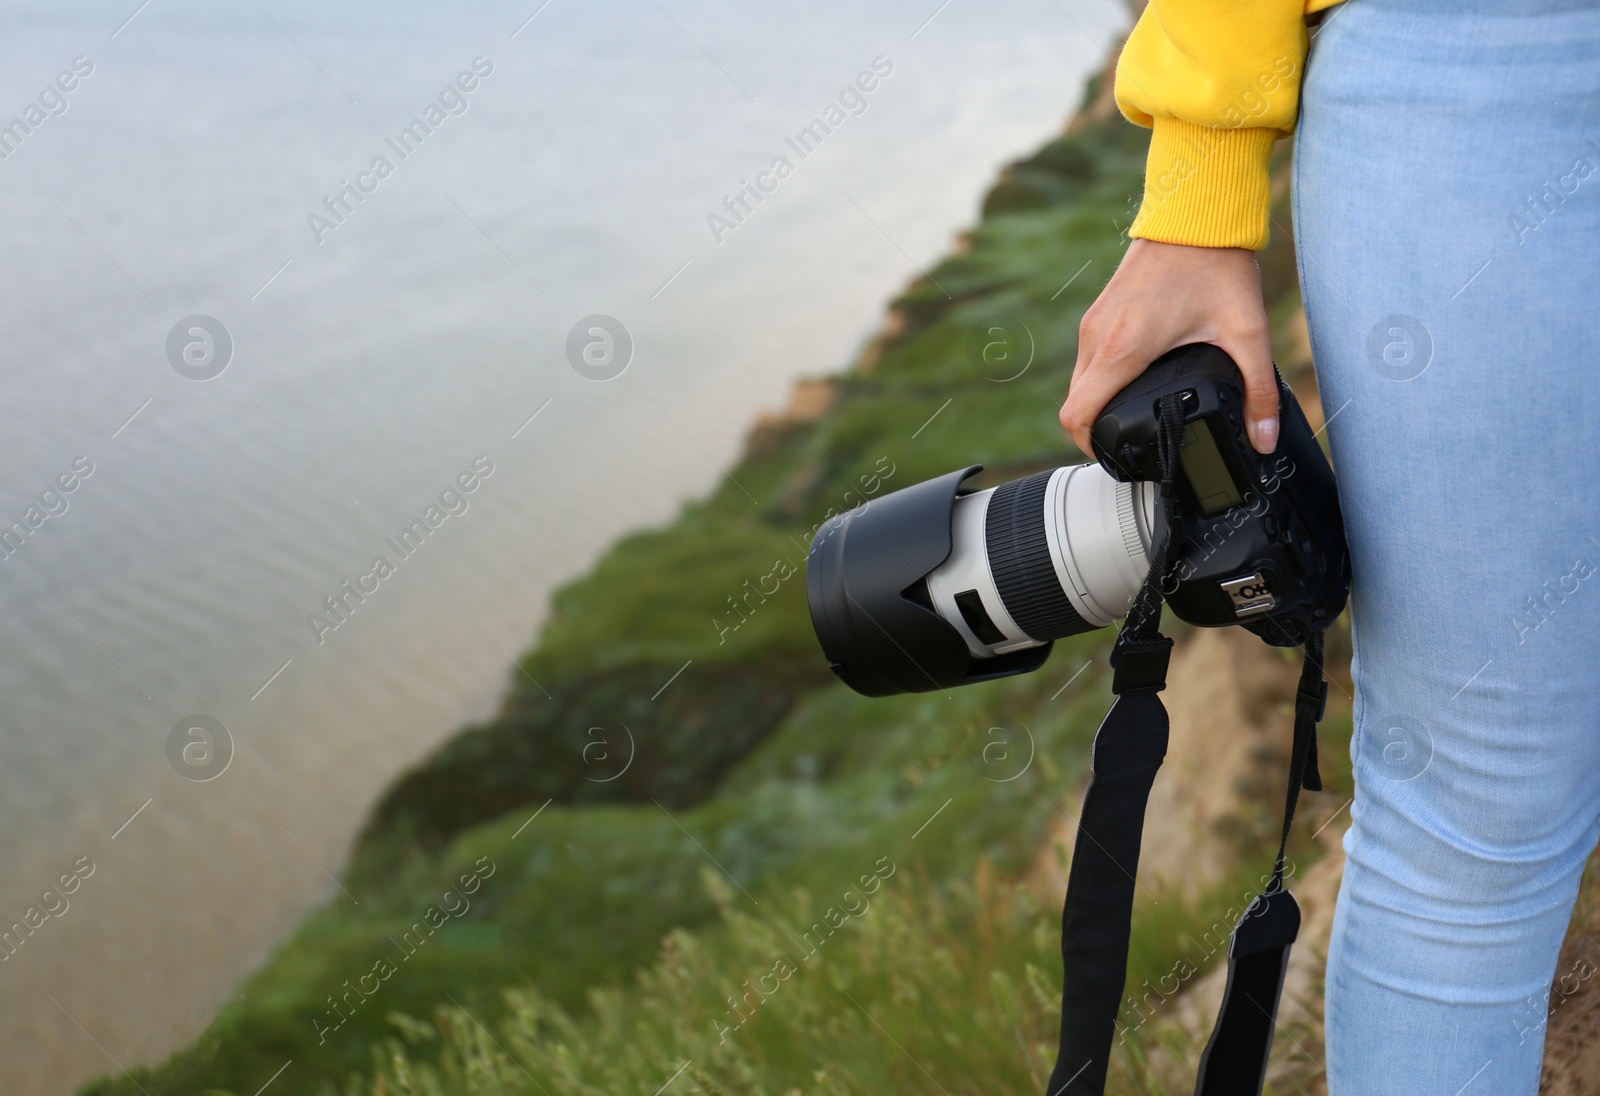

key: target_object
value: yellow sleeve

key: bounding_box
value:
[1115,0,1320,250]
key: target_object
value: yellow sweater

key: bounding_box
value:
[1118,0,1344,250]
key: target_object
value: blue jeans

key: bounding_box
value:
[1294,0,1600,1091]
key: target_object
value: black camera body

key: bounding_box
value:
[1091,343,1349,647]
[805,344,1349,697]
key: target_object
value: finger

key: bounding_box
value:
[1215,323,1279,453]
[1059,357,1106,458]
[1059,379,1095,460]
[1060,315,1102,454]
[1057,397,1093,459]
[1060,332,1158,459]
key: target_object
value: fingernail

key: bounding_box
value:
[1251,417,1279,453]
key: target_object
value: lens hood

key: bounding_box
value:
[806,466,1052,696]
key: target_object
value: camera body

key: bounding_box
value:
[805,343,1349,697]
[1091,343,1348,647]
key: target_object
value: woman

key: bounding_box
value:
[1060,1,1600,1091]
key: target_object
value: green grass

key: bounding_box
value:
[350,874,1074,1096]
[524,509,821,680]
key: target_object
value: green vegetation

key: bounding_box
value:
[85,66,1359,1096]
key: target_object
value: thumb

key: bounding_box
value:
[1217,328,1280,454]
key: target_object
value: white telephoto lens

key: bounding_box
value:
[925,464,1158,658]
[1044,464,1159,628]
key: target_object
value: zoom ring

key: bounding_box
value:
[985,470,1090,641]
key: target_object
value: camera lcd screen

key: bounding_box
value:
[1180,420,1246,516]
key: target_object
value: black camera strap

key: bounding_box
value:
[1190,627,1324,1096]
[1045,395,1330,1096]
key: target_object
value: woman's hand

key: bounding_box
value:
[1059,239,1279,456]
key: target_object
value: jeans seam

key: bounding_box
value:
[1290,74,1366,835]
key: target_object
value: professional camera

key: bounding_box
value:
[805,343,1349,696]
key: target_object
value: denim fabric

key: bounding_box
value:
[1293,0,1600,1091]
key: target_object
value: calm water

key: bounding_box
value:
[0,1,1122,1090]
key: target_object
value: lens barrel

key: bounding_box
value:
[986,470,1092,641]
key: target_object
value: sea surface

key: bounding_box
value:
[0,1,1123,1090]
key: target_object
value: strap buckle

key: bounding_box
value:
[1296,677,1328,723]
[1109,635,1173,695]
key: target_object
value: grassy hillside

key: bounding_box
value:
[84,59,1364,1096]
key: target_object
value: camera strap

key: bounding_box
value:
[1190,627,1324,1096]
[1045,394,1330,1096]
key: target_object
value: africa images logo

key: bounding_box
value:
[306,56,495,244]
[705,56,894,244]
